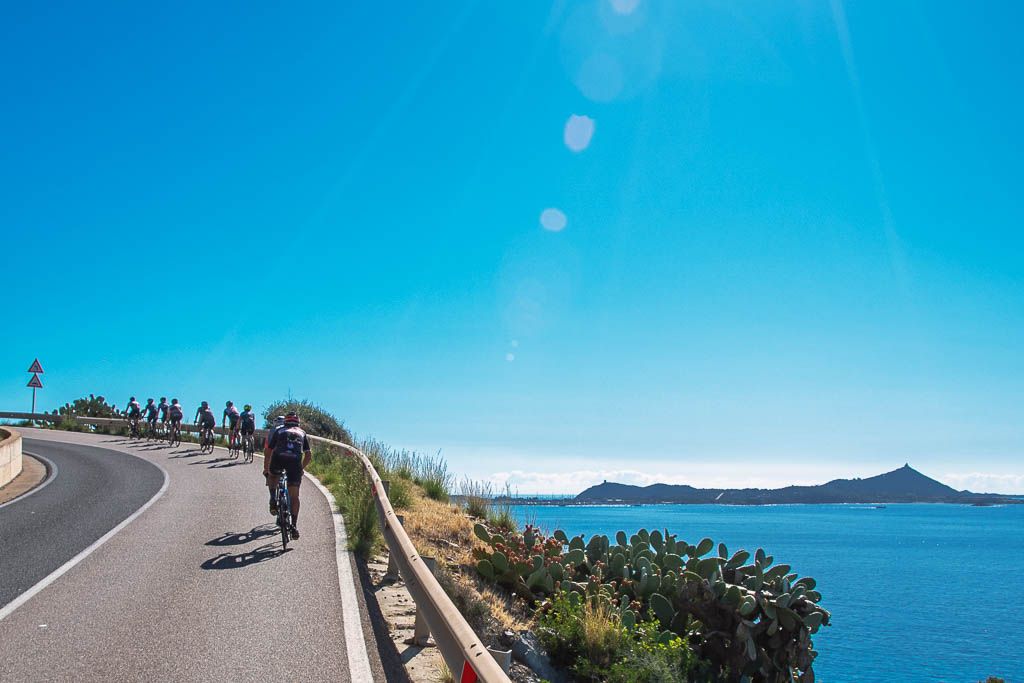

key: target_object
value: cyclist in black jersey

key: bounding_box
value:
[264,412,311,539]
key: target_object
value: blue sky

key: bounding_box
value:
[2,1,1022,493]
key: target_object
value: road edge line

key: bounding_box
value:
[250,451,373,680]
[0,451,58,510]
[0,457,170,621]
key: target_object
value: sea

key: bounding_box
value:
[508,502,1024,683]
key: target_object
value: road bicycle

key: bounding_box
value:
[144,419,158,441]
[127,416,141,439]
[241,432,255,463]
[168,420,182,447]
[271,470,293,551]
[227,428,241,459]
[200,425,215,454]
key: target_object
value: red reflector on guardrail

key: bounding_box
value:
[460,662,478,683]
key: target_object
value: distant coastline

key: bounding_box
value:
[492,465,1023,507]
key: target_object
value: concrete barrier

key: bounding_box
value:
[0,427,23,488]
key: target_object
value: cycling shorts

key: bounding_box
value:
[269,453,303,487]
[227,415,239,428]
[146,415,158,424]
[240,423,255,435]
[200,417,216,429]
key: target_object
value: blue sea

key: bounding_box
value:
[509,503,1023,683]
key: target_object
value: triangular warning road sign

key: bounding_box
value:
[27,374,43,389]
[27,359,44,374]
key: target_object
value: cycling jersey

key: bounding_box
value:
[169,404,183,421]
[127,401,141,416]
[224,406,240,427]
[267,426,310,486]
[158,401,169,421]
[144,404,158,421]
[239,410,256,433]
[196,408,216,427]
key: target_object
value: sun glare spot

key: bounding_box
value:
[563,114,595,152]
[610,0,640,15]
[540,208,568,232]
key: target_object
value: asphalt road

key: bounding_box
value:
[0,429,388,681]
[0,439,165,609]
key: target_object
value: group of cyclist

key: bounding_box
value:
[123,397,257,451]
[122,397,311,540]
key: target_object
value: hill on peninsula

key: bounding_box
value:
[575,465,1018,505]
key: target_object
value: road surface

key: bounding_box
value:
[0,428,390,681]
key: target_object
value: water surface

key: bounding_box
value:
[509,503,1023,682]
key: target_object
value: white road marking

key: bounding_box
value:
[0,458,169,621]
[0,451,58,510]
[253,451,373,680]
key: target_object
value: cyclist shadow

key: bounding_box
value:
[206,524,279,547]
[169,450,202,458]
[188,458,223,466]
[208,460,246,469]
[201,542,285,569]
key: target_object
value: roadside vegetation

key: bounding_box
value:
[25,394,853,682]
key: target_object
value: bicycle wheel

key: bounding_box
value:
[278,488,290,550]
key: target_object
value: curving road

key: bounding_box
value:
[0,428,390,681]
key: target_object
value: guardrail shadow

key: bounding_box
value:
[206,524,278,547]
[201,542,285,569]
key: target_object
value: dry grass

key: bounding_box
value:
[400,481,533,638]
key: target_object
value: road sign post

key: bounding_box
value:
[26,359,44,415]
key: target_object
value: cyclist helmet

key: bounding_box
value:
[130,396,136,402]
[226,400,233,407]
[171,398,179,404]
[147,398,154,404]
[284,412,300,426]
[274,415,285,426]
[244,404,252,411]
[201,401,209,408]
[160,396,166,402]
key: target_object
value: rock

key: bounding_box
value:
[511,632,568,683]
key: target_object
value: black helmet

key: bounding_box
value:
[226,400,233,407]
[130,396,136,402]
[147,398,154,404]
[201,400,209,408]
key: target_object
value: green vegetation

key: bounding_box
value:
[538,592,712,682]
[262,399,353,444]
[473,523,829,683]
[285,412,455,555]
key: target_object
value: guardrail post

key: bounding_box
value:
[385,514,404,581]
[413,556,437,646]
[488,648,512,674]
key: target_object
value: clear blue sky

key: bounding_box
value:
[3,1,1022,493]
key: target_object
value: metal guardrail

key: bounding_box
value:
[0,411,511,683]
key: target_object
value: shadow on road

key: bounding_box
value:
[169,450,201,458]
[189,458,223,466]
[201,542,286,569]
[208,460,247,469]
[206,525,278,547]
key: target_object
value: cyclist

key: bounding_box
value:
[223,401,241,451]
[265,415,285,449]
[168,398,184,436]
[195,401,216,441]
[125,396,142,434]
[143,398,159,435]
[264,412,311,539]
[239,404,256,446]
[157,397,170,430]
[126,396,141,420]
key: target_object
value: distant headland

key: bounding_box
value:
[513,465,1023,506]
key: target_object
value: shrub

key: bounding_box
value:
[416,450,453,502]
[537,592,710,682]
[306,446,380,555]
[460,477,493,519]
[474,524,829,682]
[57,394,118,419]
[262,399,353,444]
